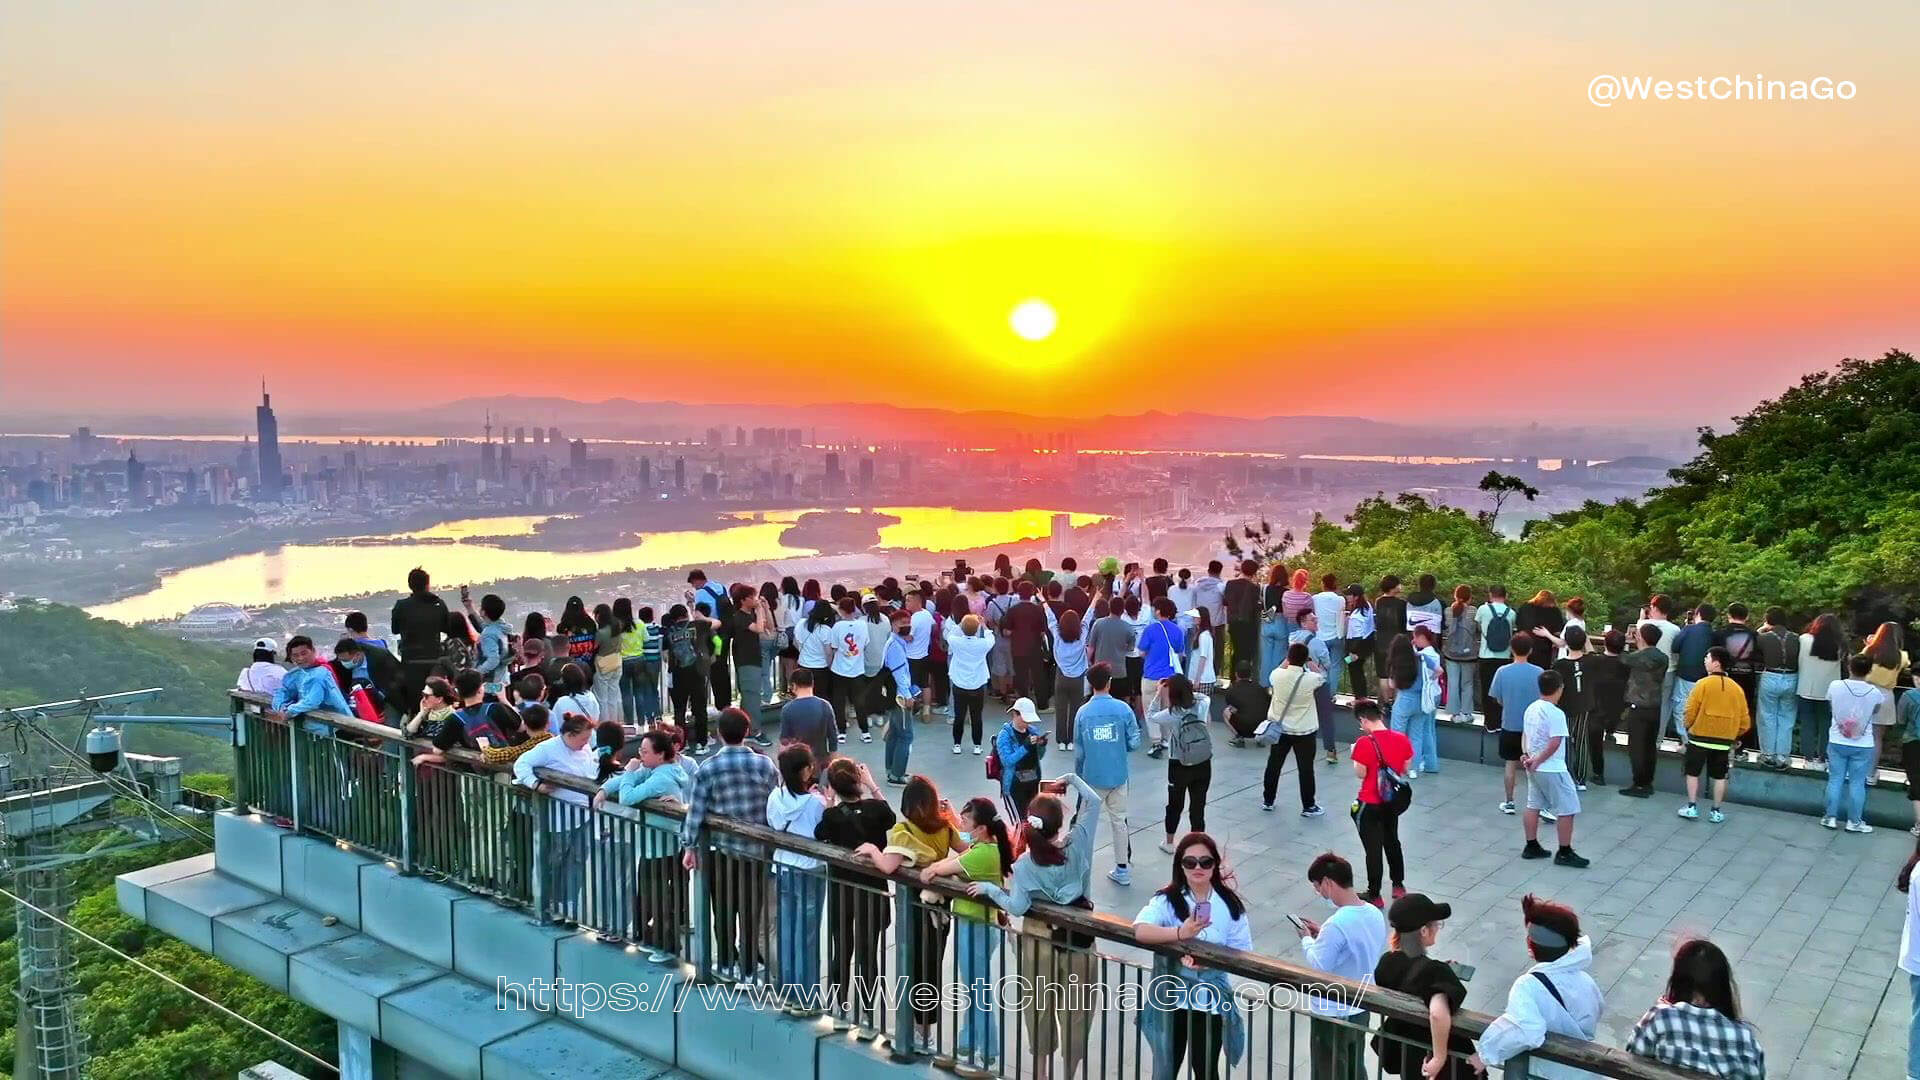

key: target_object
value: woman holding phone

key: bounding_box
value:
[1133,832,1249,1080]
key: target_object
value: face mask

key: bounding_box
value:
[1320,894,1339,912]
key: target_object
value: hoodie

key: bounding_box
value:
[1477,937,1604,1080]
[767,786,828,869]
[601,760,695,858]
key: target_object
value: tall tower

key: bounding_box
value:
[480,410,498,483]
[255,382,283,501]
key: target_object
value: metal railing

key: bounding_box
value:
[228,691,1699,1080]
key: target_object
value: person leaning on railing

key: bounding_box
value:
[594,728,693,962]
[1372,893,1480,1079]
[680,708,779,981]
[969,773,1101,1080]
[512,711,598,924]
[919,796,1015,1079]
[813,758,895,1032]
[857,775,967,1056]
[1132,832,1249,1080]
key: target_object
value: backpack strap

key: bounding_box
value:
[1531,971,1566,1010]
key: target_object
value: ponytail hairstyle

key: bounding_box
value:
[1291,568,1310,592]
[1022,792,1069,867]
[1450,584,1471,617]
[961,796,1015,876]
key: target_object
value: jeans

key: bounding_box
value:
[1314,683,1336,751]
[760,638,782,699]
[1443,658,1478,719]
[1324,637,1345,695]
[952,685,986,746]
[1757,672,1798,759]
[1825,742,1872,823]
[1390,692,1438,772]
[955,919,998,1062]
[1259,616,1291,688]
[883,703,913,780]
[1658,670,1680,741]
[620,656,660,727]
[1310,1015,1369,1080]
[1668,677,1696,745]
[776,866,826,1004]
[1165,760,1211,835]
[1907,972,1920,1080]
[1351,799,1405,896]
[736,664,765,721]
[592,667,625,733]
[1798,696,1832,761]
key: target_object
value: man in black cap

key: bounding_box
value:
[1371,893,1478,1078]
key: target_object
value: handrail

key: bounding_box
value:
[229,691,1698,1080]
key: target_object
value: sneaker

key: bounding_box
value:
[1820,816,1839,829]
[1554,849,1591,869]
[972,745,983,756]
[1677,804,1699,820]
[1108,865,1132,886]
[1261,802,1275,812]
[953,744,963,755]
[1302,805,1325,818]
[1325,749,1339,764]
[1521,840,1551,860]
[886,776,906,786]
[861,732,873,743]
[1358,891,1384,909]
[1618,785,1652,798]
[1846,821,1875,834]
[1062,742,1073,751]
[1148,744,1166,759]
[1499,801,1517,815]
[1539,809,1557,823]
[1909,823,1920,837]
[1391,884,1407,900]
[1229,737,1246,748]
[1158,840,1176,854]
[1708,807,1725,824]
[1407,769,1419,781]
[1575,783,1588,792]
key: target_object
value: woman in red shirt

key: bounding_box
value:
[1350,698,1415,905]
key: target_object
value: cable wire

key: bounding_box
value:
[19,717,217,846]
[0,882,339,1074]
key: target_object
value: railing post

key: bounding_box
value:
[528,788,548,924]
[1506,1053,1533,1078]
[889,888,916,1060]
[397,747,417,875]
[231,696,251,813]
[689,833,713,983]
[287,719,303,833]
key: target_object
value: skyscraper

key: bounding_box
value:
[125,451,144,502]
[255,383,283,501]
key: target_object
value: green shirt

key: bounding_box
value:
[951,842,1005,922]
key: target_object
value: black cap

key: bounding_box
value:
[1388,893,1452,933]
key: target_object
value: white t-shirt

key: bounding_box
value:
[796,621,834,669]
[554,691,599,724]
[1300,901,1388,1017]
[1826,679,1886,748]
[1311,591,1346,643]
[1901,873,1920,978]
[1522,699,1570,773]
[829,617,869,678]
[1187,630,1217,687]
[905,608,935,659]
[1125,612,1149,658]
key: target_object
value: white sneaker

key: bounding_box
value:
[1499,801,1516,815]
[1158,840,1176,854]
[953,744,962,755]
[1407,769,1419,781]
[861,732,873,743]
[1677,804,1699,820]
[972,745,983,756]
[1846,821,1875,834]
[1820,816,1839,829]
[1539,809,1557,823]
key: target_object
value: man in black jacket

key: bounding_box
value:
[390,567,448,714]
[330,637,406,719]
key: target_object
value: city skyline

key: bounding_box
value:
[4,2,1918,421]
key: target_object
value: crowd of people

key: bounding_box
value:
[241,556,1920,1079]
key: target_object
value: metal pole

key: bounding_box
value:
[397,751,417,875]
[231,698,251,813]
[286,721,303,833]
[890,888,916,1061]
[528,790,548,925]
[689,840,713,983]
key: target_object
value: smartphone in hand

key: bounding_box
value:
[1285,913,1312,935]
[1194,900,1213,924]
[1446,960,1476,982]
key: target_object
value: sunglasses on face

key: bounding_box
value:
[1180,855,1217,871]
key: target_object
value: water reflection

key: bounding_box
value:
[86,506,1105,624]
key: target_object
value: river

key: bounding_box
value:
[85,506,1106,624]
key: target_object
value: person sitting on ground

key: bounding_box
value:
[1220,659,1271,747]
[1475,895,1604,1080]
[1626,939,1765,1080]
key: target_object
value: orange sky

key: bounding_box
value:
[3,2,1917,421]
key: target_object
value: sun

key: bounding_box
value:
[1009,299,1058,342]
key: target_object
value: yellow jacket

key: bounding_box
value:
[1683,674,1752,746]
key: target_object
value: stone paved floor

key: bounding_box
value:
[823,710,1915,1079]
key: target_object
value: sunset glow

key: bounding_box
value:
[3,2,1917,420]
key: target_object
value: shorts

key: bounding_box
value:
[909,658,931,686]
[1683,743,1731,780]
[1498,730,1524,762]
[1526,770,1580,816]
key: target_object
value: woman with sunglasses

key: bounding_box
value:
[1133,833,1249,1080]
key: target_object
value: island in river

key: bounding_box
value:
[776,509,901,552]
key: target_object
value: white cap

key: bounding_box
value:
[1009,697,1040,724]
[252,637,278,653]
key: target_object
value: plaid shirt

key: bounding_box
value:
[680,744,778,855]
[1626,1002,1765,1080]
